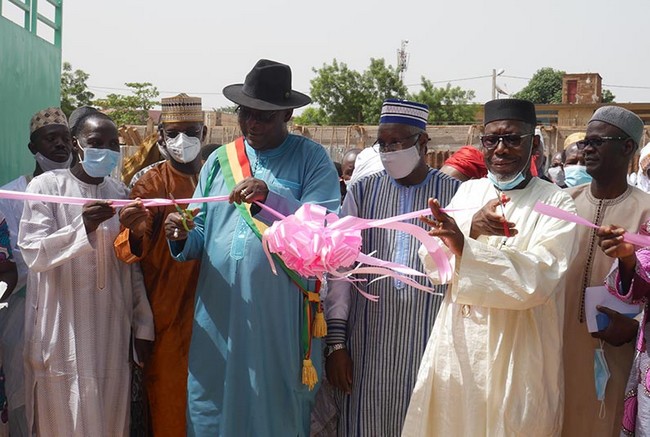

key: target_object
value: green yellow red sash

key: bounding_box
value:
[208,137,324,389]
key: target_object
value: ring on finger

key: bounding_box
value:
[173,228,179,238]
[240,188,248,196]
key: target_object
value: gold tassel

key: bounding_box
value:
[302,359,318,390]
[312,310,327,338]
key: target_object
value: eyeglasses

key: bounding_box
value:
[575,136,629,150]
[479,133,533,150]
[373,133,421,153]
[163,128,202,139]
[236,106,278,123]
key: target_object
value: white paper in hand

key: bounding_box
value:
[584,285,641,333]
[0,281,7,309]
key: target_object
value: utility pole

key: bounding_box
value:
[397,40,409,83]
[492,69,505,100]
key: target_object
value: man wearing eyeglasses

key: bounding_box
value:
[113,93,205,435]
[164,59,340,436]
[562,106,650,437]
[403,99,578,436]
[323,99,460,436]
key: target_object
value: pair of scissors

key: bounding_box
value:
[494,188,511,238]
[169,193,194,232]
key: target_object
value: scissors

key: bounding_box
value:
[169,193,195,232]
[494,188,511,238]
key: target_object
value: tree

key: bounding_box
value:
[408,79,478,124]
[513,68,565,104]
[60,62,95,117]
[216,105,237,113]
[359,58,409,124]
[308,58,407,124]
[293,107,329,125]
[602,89,616,103]
[94,82,159,126]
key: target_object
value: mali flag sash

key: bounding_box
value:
[212,136,324,389]
[215,136,270,240]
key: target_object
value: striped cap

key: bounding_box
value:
[380,99,429,129]
[161,93,203,124]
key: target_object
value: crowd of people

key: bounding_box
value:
[0,58,649,436]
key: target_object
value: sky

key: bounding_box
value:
[5,0,650,111]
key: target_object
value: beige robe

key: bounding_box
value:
[403,178,577,436]
[563,184,650,437]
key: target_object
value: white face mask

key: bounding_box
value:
[35,152,72,172]
[379,146,421,180]
[548,166,565,186]
[165,133,201,163]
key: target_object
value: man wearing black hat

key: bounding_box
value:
[402,99,578,435]
[164,59,340,436]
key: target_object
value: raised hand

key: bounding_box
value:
[82,201,115,234]
[229,177,269,205]
[469,196,517,240]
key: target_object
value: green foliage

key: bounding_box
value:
[94,82,160,126]
[513,68,565,104]
[602,89,616,103]
[360,59,409,124]
[217,105,238,114]
[307,58,476,125]
[308,58,407,124]
[60,62,95,117]
[293,107,329,125]
[409,79,478,124]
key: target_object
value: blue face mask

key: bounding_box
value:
[564,164,592,187]
[594,344,610,418]
[487,170,526,191]
[80,147,120,178]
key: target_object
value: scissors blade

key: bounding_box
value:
[168,193,185,214]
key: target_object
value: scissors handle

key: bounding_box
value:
[169,193,193,232]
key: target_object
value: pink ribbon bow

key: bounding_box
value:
[259,203,454,300]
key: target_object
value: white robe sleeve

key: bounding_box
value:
[18,177,94,273]
[130,262,155,341]
[420,186,578,310]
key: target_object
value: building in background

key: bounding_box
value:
[0,0,63,186]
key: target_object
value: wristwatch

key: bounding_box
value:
[325,343,346,358]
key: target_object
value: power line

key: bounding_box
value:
[405,74,492,87]
[602,83,650,90]
[499,76,650,90]
[502,75,531,80]
[88,79,650,94]
[87,85,224,95]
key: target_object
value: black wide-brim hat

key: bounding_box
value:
[223,59,312,111]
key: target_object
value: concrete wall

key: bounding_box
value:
[0,17,61,185]
[562,73,602,104]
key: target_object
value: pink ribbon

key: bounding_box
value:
[0,189,228,207]
[534,201,650,247]
[0,188,458,299]
[260,203,456,298]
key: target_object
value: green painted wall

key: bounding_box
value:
[0,16,61,186]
